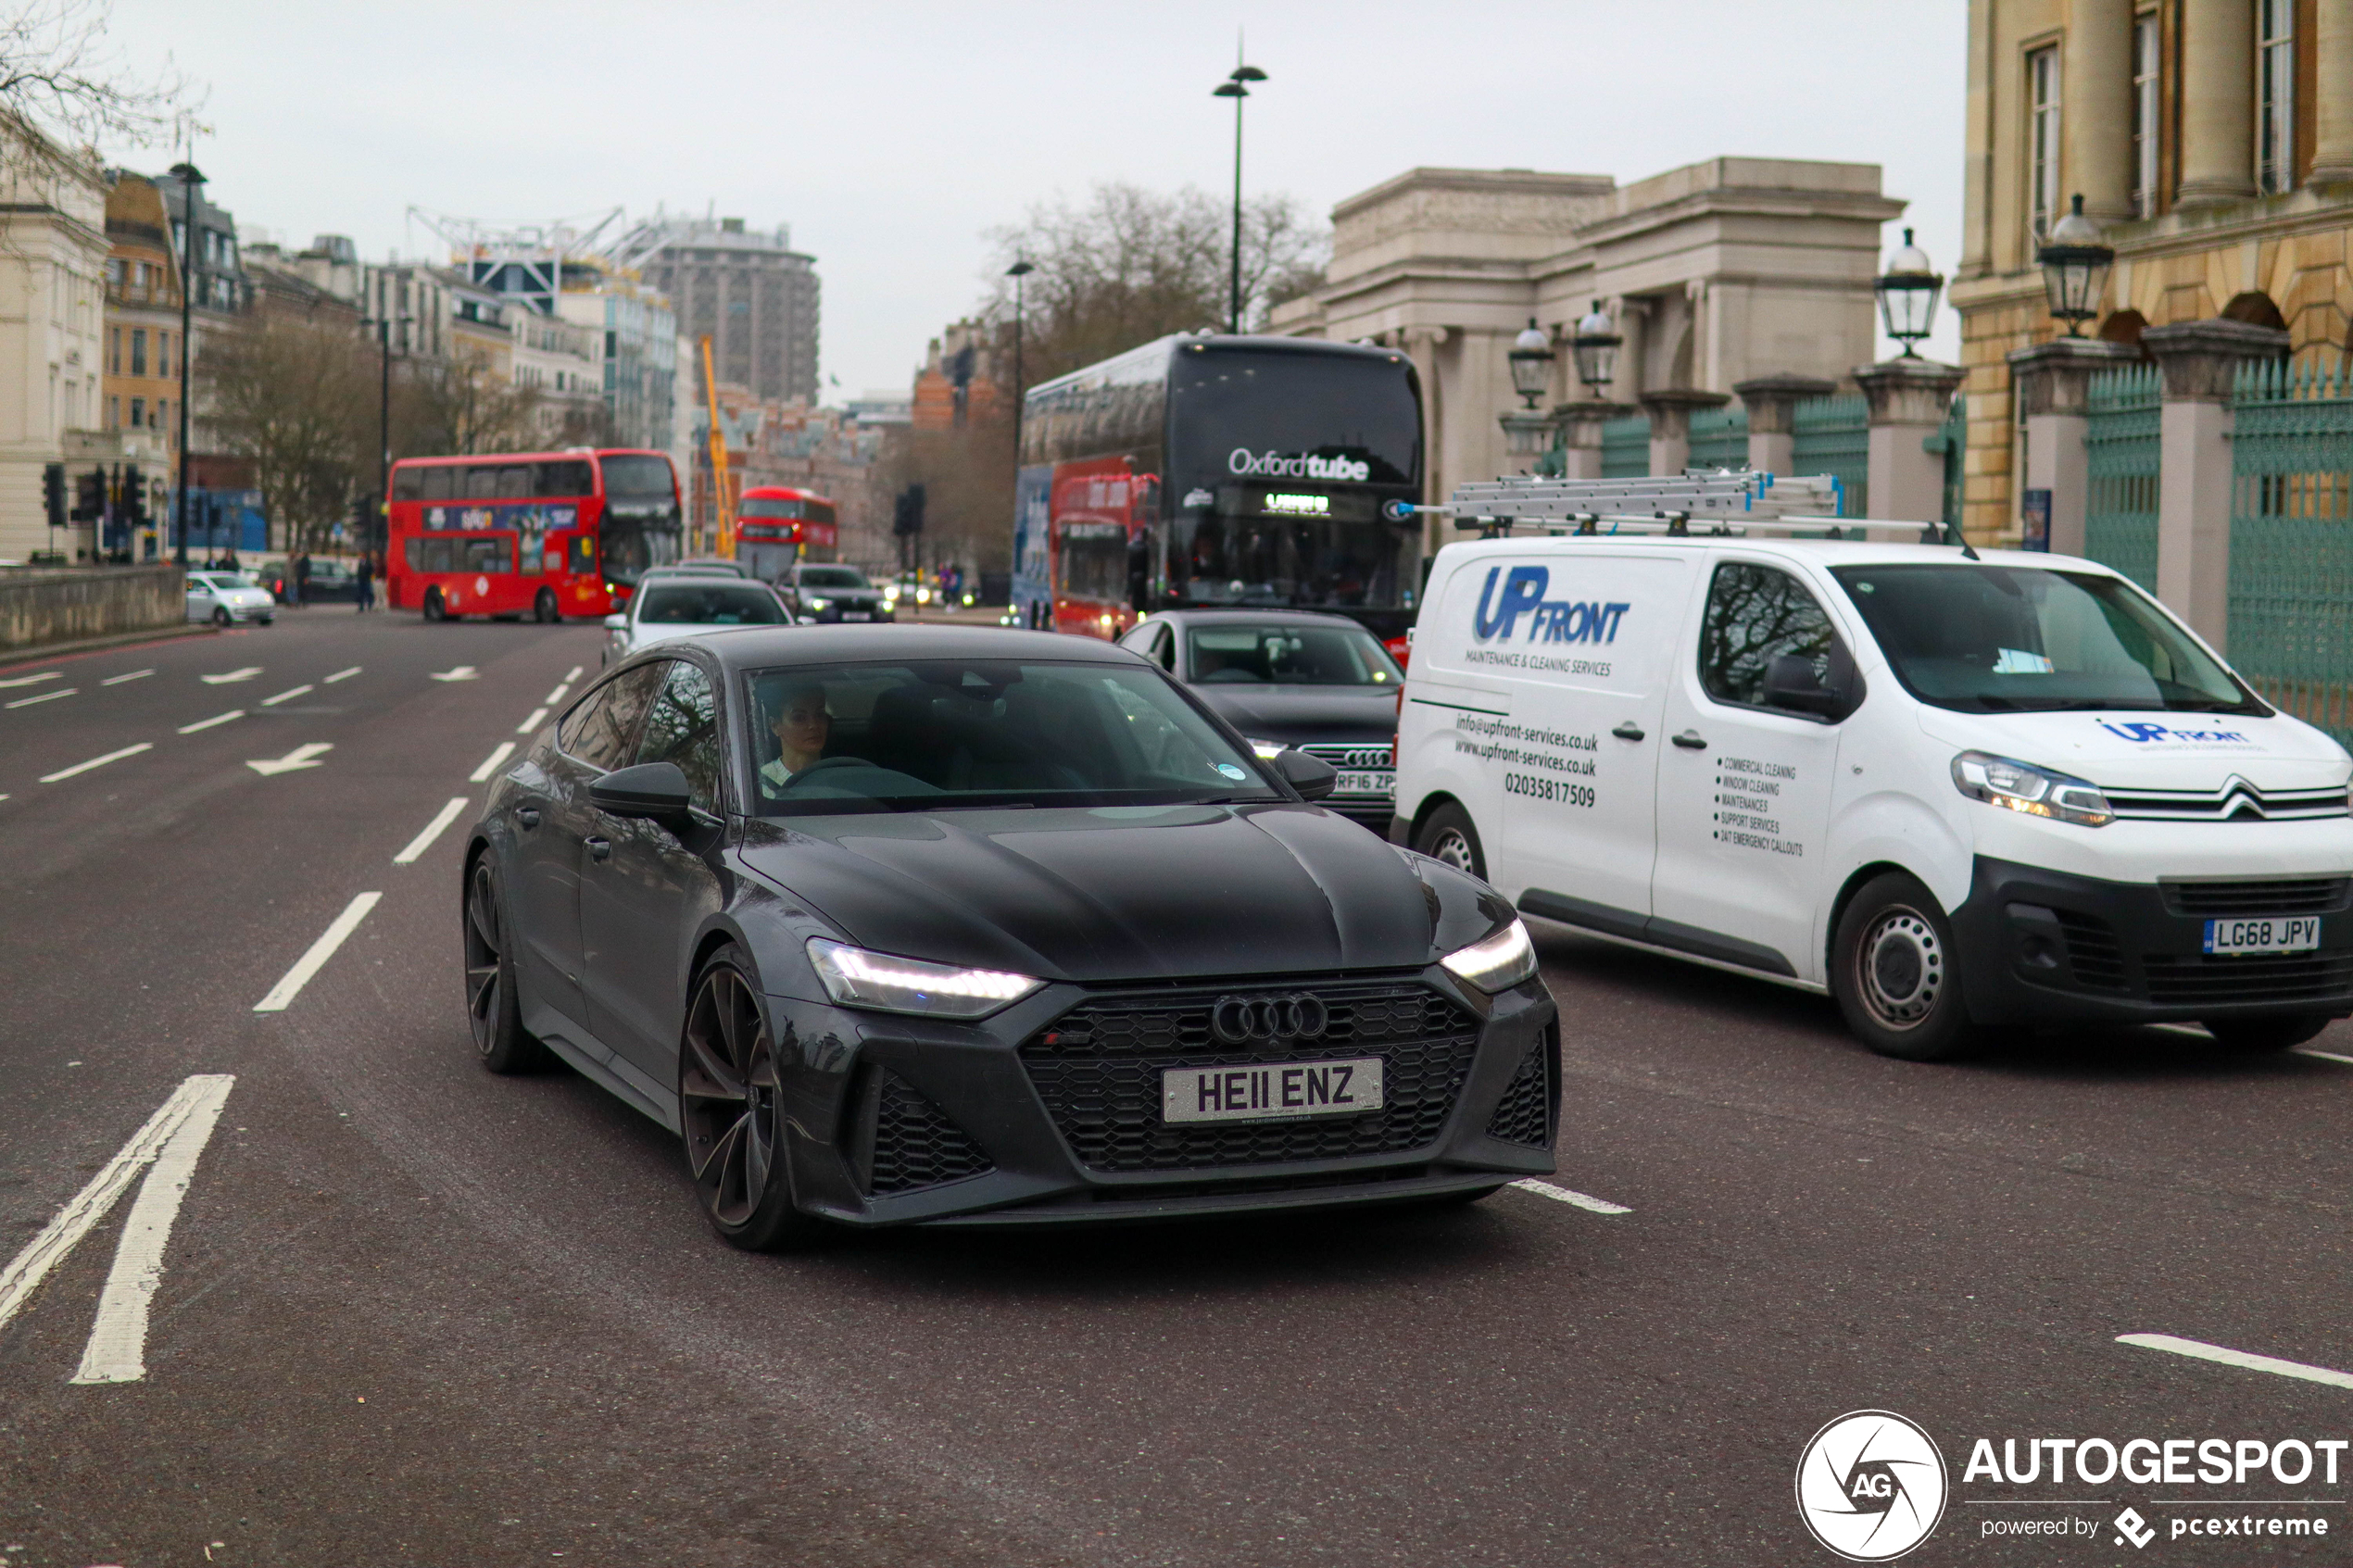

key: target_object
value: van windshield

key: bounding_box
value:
[1830,563,2262,714]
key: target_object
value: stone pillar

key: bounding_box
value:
[1614,297,1650,408]
[2177,0,2259,208]
[2066,0,2137,222]
[2004,338,2141,555]
[1854,358,1968,523]
[1401,325,1450,561]
[1640,389,1730,477]
[2310,0,2353,186]
[1732,374,1836,475]
[1553,402,1635,480]
[2144,320,2288,651]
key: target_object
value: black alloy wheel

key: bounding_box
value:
[422,587,447,622]
[1413,801,1486,881]
[210,606,231,627]
[464,857,547,1073]
[1831,872,1975,1061]
[534,587,560,624]
[2204,1014,2331,1052]
[679,947,822,1251]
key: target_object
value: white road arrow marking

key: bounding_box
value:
[428,666,479,682]
[71,1078,235,1384]
[201,667,261,685]
[0,671,61,688]
[246,741,333,776]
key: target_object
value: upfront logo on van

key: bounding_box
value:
[1473,565,1631,646]
[2098,720,2255,745]
[1227,449,1371,483]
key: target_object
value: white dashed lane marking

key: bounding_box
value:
[0,671,60,688]
[6,687,75,709]
[258,684,314,707]
[394,797,472,865]
[99,669,153,685]
[544,683,572,706]
[253,892,381,1012]
[2118,1333,2353,1391]
[40,743,151,783]
[562,665,582,682]
[2295,1047,2353,1066]
[178,709,244,734]
[1511,1178,1632,1214]
[322,666,360,684]
[515,707,548,734]
[470,741,515,783]
[201,667,261,685]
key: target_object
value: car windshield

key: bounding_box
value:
[635,584,786,626]
[1831,563,2261,714]
[1186,622,1401,686]
[798,566,869,589]
[745,659,1278,815]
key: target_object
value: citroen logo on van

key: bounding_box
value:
[1210,994,1329,1045]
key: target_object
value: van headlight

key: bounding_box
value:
[1440,919,1538,993]
[806,938,1042,1018]
[1951,751,2114,827]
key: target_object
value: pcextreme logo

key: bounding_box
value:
[1796,1410,1950,1562]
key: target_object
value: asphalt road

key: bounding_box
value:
[3,608,2350,1566]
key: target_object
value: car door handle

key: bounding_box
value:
[1611,721,1646,742]
[584,835,610,861]
[515,807,541,829]
[1671,730,1708,749]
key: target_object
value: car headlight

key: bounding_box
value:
[1440,919,1538,993]
[806,937,1043,1018]
[1951,750,2114,827]
[806,596,832,610]
[1245,737,1286,759]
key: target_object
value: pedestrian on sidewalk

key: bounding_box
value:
[355,553,374,613]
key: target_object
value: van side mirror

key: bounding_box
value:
[590,760,694,823]
[1765,650,1864,721]
[1274,748,1338,801]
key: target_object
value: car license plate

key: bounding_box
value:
[2203,916,2322,956]
[1335,769,1394,798]
[841,610,872,621]
[1162,1057,1384,1123]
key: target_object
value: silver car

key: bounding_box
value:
[601,577,791,668]
[185,571,276,626]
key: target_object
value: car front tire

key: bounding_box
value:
[1832,872,1976,1061]
[464,856,548,1073]
[678,945,824,1252]
[210,606,231,627]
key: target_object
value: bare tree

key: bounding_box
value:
[0,0,193,147]
[394,351,545,459]
[201,311,371,556]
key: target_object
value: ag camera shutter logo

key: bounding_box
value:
[1795,1411,1948,1562]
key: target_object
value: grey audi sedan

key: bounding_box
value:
[463,625,1557,1249]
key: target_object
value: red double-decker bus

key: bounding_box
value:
[385,447,682,622]
[736,484,838,583]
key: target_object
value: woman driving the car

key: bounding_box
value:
[761,682,832,789]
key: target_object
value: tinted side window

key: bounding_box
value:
[1698,563,1838,709]
[537,460,593,497]
[635,661,722,813]
[391,467,422,501]
[562,665,664,770]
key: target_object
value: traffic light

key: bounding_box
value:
[349,494,372,544]
[893,483,926,537]
[73,469,105,522]
[42,463,64,530]
[120,465,146,529]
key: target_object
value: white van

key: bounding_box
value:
[1394,529,2353,1060]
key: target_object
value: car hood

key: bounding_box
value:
[1189,684,1401,745]
[1914,706,2352,791]
[738,803,1506,983]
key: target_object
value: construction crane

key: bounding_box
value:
[700,335,735,558]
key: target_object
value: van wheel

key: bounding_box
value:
[535,587,560,623]
[2204,1014,2331,1052]
[1412,802,1486,880]
[422,587,448,622]
[1831,872,1975,1061]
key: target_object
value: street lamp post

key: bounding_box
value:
[1006,258,1033,469]
[1212,57,1266,334]
[1873,228,1944,358]
[371,309,411,557]
[2035,194,2114,338]
[169,161,204,568]
[1571,301,1622,396]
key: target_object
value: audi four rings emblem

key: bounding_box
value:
[1343,746,1391,770]
[1210,994,1329,1045]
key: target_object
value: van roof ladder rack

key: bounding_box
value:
[1417,469,1978,555]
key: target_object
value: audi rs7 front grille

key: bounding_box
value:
[1483,1041,1552,1148]
[868,1071,994,1194]
[1020,980,1478,1173]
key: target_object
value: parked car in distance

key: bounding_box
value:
[1121,608,1403,833]
[185,570,276,626]
[781,562,892,624]
[603,577,790,667]
[262,558,359,604]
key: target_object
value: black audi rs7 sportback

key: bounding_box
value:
[462,625,1557,1248]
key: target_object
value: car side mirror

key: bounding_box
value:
[1274,748,1338,801]
[602,613,626,631]
[589,760,694,823]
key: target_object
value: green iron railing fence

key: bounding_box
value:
[1792,394,1868,517]
[2083,364,2161,590]
[2228,358,2353,741]
[1600,414,1650,479]
[1688,405,1749,470]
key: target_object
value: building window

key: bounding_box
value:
[130,328,145,376]
[2258,0,2295,194]
[130,395,144,427]
[159,331,170,370]
[2027,44,2061,242]
[2131,12,2159,216]
[107,395,118,428]
[108,326,120,373]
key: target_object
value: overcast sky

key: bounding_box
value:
[101,0,1967,399]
